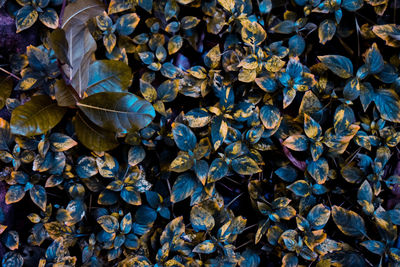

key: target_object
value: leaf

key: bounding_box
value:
[332,205,367,237]
[0,118,14,151]
[170,152,193,172]
[364,43,384,74]
[283,135,309,151]
[97,215,119,233]
[270,20,295,34]
[170,173,197,203]
[116,13,140,35]
[208,158,228,183]
[120,187,141,205]
[185,108,211,128]
[128,146,146,166]
[3,231,19,250]
[304,114,322,139]
[15,5,38,33]
[218,0,235,12]
[318,19,336,45]
[307,204,330,230]
[1,252,24,267]
[5,185,26,204]
[342,0,363,11]
[372,24,400,47]
[10,95,66,136]
[374,89,400,123]
[231,156,262,175]
[39,8,59,29]
[86,60,132,96]
[193,240,216,254]
[190,205,215,231]
[287,180,311,197]
[211,116,228,151]
[241,20,267,46]
[77,92,155,133]
[360,240,385,255]
[275,166,297,182]
[172,122,197,152]
[260,105,281,129]
[73,111,119,152]
[318,55,353,78]
[157,80,179,102]
[168,35,183,55]
[61,0,104,98]
[30,185,47,211]
[0,76,12,110]
[204,44,221,69]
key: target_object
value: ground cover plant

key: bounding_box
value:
[0,0,400,266]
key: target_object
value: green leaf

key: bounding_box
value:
[73,111,119,152]
[116,13,140,36]
[5,185,26,205]
[97,215,119,233]
[172,122,197,152]
[318,55,353,78]
[374,89,400,123]
[231,156,262,175]
[77,92,155,133]
[190,205,215,232]
[86,60,132,96]
[16,5,38,33]
[10,95,66,136]
[193,240,216,254]
[332,205,367,237]
[30,185,47,211]
[170,173,197,203]
[307,157,329,184]
[283,135,309,151]
[39,8,59,29]
[260,105,281,129]
[318,19,336,45]
[360,240,385,255]
[307,204,330,230]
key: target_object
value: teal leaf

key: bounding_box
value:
[231,156,262,175]
[260,105,281,129]
[39,8,59,29]
[342,0,363,11]
[1,252,24,267]
[275,166,297,182]
[86,60,132,95]
[287,180,311,197]
[307,157,329,184]
[193,240,216,254]
[16,5,38,33]
[97,215,119,233]
[364,43,384,74]
[30,185,47,211]
[120,213,132,234]
[128,146,146,166]
[185,108,212,128]
[374,89,400,123]
[120,187,141,205]
[5,185,26,204]
[332,205,367,237]
[318,19,336,45]
[211,116,228,151]
[172,122,197,152]
[170,173,197,203]
[307,204,330,230]
[360,240,385,255]
[3,231,19,250]
[116,13,140,36]
[208,158,228,183]
[318,55,353,78]
[77,92,155,133]
[190,205,215,232]
[283,135,309,151]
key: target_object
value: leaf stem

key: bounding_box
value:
[0,67,21,81]
[226,192,243,208]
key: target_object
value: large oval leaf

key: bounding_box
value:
[332,205,367,237]
[10,95,66,136]
[86,60,133,96]
[77,92,155,133]
[73,111,119,151]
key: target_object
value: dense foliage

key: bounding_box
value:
[1,0,400,265]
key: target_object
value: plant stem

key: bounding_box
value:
[0,67,21,81]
